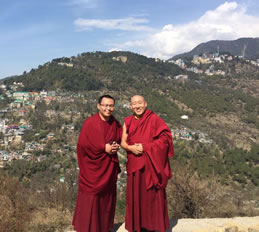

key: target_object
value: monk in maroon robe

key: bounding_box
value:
[73,95,122,232]
[121,95,174,232]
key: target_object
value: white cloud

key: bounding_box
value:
[117,1,259,59]
[109,48,122,52]
[74,17,154,32]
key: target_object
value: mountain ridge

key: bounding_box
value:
[170,37,259,60]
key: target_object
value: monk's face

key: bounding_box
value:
[130,95,147,118]
[97,97,115,120]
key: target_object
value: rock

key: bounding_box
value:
[248,225,259,232]
[225,226,238,232]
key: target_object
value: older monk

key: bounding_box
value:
[73,94,122,232]
[121,95,174,232]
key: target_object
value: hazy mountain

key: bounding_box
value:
[170,37,259,60]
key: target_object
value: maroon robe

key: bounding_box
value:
[124,109,174,232]
[73,113,122,232]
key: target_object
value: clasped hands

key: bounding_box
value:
[128,143,143,156]
[105,142,120,155]
[106,142,143,156]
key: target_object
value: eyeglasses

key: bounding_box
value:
[100,104,115,108]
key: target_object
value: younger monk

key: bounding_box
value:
[73,95,122,232]
[121,95,174,232]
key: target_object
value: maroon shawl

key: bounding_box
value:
[125,109,174,190]
[77,113,122,194]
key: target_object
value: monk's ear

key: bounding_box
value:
[97,103,100,110]
[130,104,133,110]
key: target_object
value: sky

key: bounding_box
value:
[1,0,259,79]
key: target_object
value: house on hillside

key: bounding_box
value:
[48,91,56,97]
[112,56,128,63]
[214,57,224,63]
[172,59,186,69]
[40,90,48,97]
[29,92,40,100]
[58,62,73,67]
[174,75,188,81]
[0,84,6,90]
[47,132,55,140]
[13,91,30,100]
[10,99,23,108]
[181,115,189,120]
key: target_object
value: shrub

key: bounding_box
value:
[166,161,258,219]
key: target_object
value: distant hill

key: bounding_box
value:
[2,51,184,92]
[170,37,259,60]
[1,50,258,150]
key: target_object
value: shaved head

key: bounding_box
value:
[131,95,145,103]
[130,95,147,118]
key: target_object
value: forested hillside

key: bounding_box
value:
[3,51,258,149]
[1,50,258,231]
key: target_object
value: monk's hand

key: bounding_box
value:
[135,143,143,153]
[129,144,143,156]
[105,142,119,155]
[111,143,120,153]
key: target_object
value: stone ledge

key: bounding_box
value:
[65,216,259,232]
[115,216,259,232]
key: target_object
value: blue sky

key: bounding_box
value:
[1,0,259,79]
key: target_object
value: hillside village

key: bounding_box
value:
[170,52,259,76]
[0,80,213,168]
[1,51,259,167]
[0,51,258,187]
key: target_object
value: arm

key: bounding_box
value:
[121,123,143,155]
[120,123,129,150]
